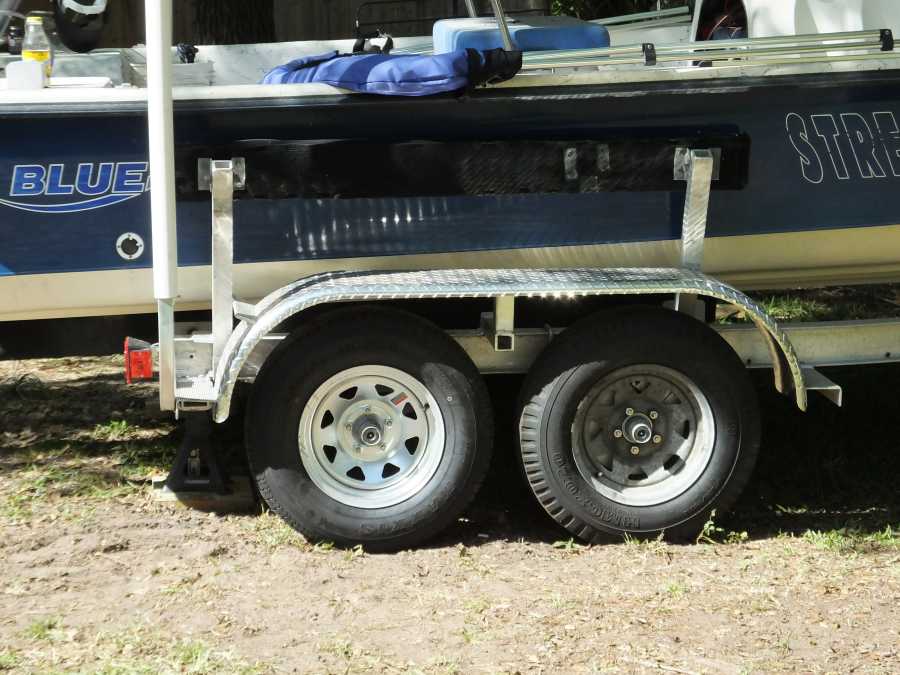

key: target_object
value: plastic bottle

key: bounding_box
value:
[22,16,53,78]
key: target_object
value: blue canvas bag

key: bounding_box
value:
[261,48,521,96]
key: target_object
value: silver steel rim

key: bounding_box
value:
[571,364,715,508]
[298,365,445,510]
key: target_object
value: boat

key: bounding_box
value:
[2,0,900,322]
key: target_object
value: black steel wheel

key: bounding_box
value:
[246,307,493,551]
[517,306,760,542]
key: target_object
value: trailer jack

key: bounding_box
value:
[164,412,229,495]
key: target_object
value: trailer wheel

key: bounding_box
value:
[517,306,760,542]
[246,307,493,551]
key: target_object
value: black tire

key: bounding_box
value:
[517,306,760,542]
[246,306,493,551]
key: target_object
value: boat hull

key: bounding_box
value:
[4,222,900,321]
[2,69,900,320]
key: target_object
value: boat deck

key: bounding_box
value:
[3,25,900,105]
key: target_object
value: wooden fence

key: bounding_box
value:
[11,1,553,47]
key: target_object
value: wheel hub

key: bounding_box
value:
[339,401,398,462]
[299,366,446,510]
[622,412,654,445]
[571,365,715,507]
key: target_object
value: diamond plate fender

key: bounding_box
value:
[211,268,807,423]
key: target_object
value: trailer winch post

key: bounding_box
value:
[198,158,246,365]
[144,0,178,411]
[489,0,515,52]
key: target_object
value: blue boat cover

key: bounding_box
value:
[262,49,521,96]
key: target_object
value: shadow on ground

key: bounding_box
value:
[450,367,900,545]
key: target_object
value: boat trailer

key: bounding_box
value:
[130,1,900,548]
[150,147,826,498]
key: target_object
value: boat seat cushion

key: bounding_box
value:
[261,49,521,96]
[433,15,610,54]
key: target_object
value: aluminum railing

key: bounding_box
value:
[596,5,691,27]
[521,28,896,71]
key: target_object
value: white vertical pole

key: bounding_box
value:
[145,0,178,412]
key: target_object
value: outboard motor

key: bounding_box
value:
[53,0,108,53]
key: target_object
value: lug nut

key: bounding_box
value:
[653,435,663,444]
[385,419,393,427]
[625,408,635,417]
[649,411,659,420]
[346,423,353,431]
[630,446,640,456]
[614,429,623,439]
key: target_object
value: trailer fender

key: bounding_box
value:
[212,268,807,423]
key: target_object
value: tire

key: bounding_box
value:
[246,306,493,551]
[517,306,760,542]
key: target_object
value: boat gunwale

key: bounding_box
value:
[2,65,900,118]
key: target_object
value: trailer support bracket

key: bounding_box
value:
[198,158,245,366]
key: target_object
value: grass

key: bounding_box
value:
[319,638,356,660]
[695,511,750,545]
[464,598,492,616]
[236,514,340,557]
[11,625,269,674]
[239,511,309,552]
[720,294,831,323]
[99,636,267,675]
[621,532,672,559]
[93,419,138,441]
[758,296,829,322]
[0,440,176,523]
[665,582,687,599]
[802,525,899,554]
[552,538,586,552]
[0,650,19,672]
[344,543,365,561]
[719,284,900,323]
[24,617,61,642]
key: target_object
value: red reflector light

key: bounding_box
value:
[124,337,154,384]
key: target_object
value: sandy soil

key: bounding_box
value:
[1,356,898,674]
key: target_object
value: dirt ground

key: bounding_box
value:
[1,355,898,674]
